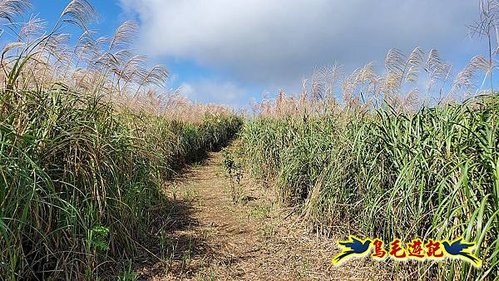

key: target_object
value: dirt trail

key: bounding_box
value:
[139,151,387,280]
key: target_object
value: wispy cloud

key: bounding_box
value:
[120,0,482,103]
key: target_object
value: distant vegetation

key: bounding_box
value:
[0,0,241,279]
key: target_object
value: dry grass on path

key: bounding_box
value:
[138,151,394,281]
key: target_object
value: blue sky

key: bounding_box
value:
[26,1,492,107]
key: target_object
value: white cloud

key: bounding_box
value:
[179,80,249,107]
[121,0,481,87]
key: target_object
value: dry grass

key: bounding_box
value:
[252,47,493,120]
[140,150,395,281]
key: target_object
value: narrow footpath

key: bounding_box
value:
[139,151,388,280]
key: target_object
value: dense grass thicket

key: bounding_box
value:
[2,0,499,280]
[0,1,242,279]
[0,89,241,280]
[240,95,499,280]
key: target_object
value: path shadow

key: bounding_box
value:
[133,152,219,280]
[134,149,251,280]
[134,196,215,280]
